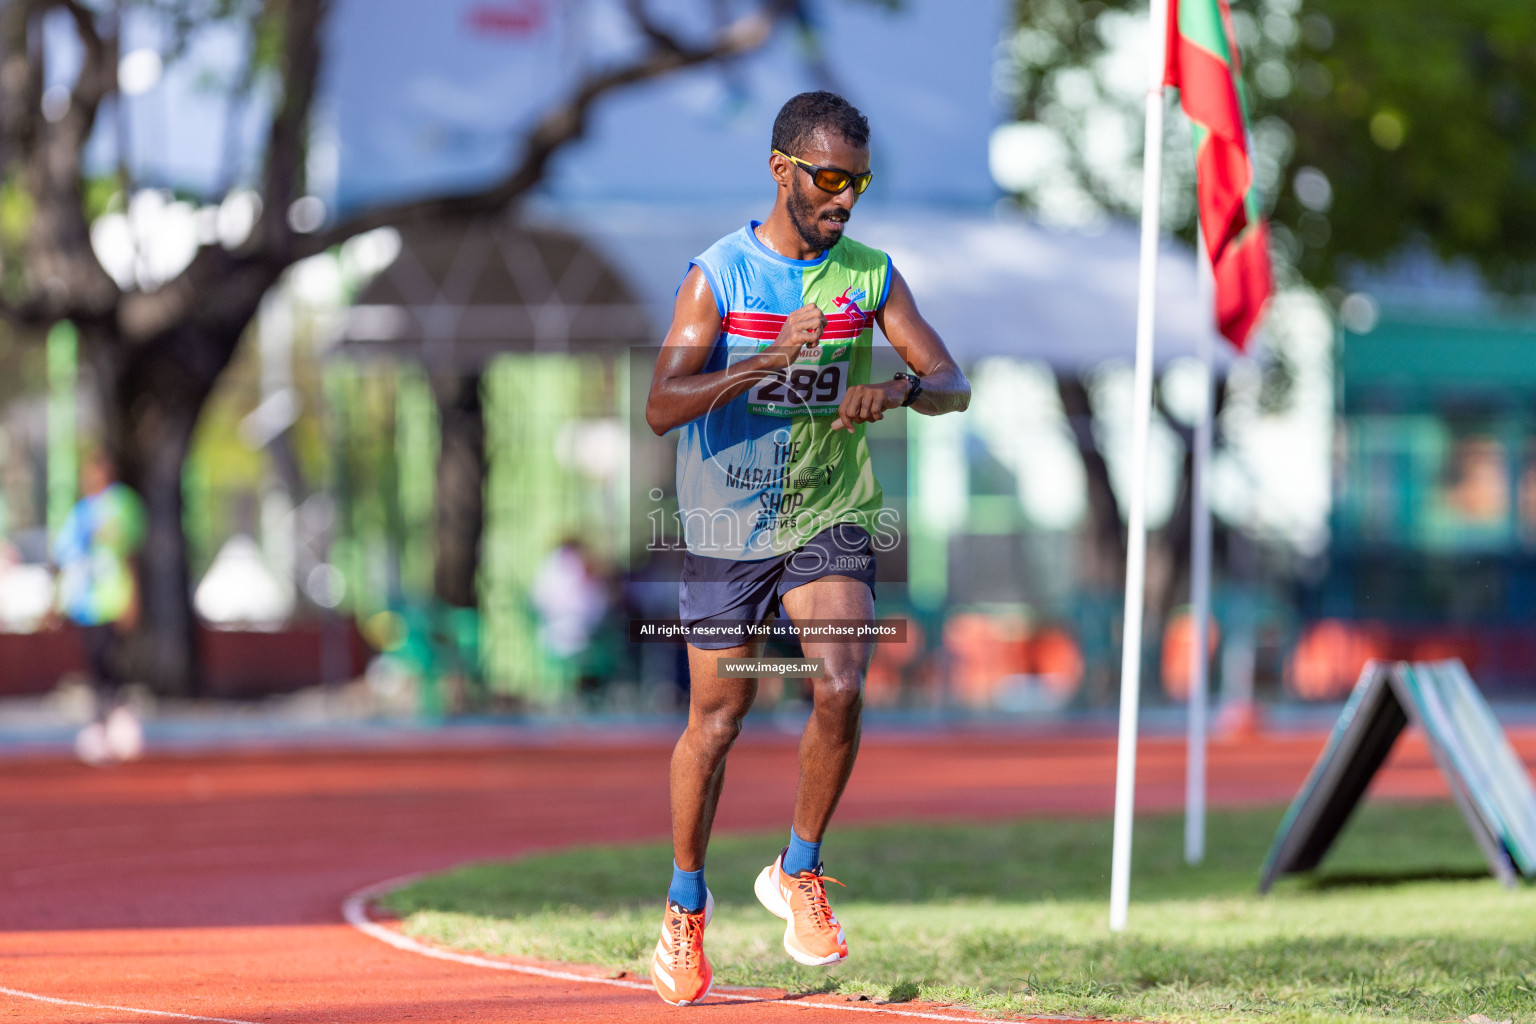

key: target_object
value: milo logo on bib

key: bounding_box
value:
[747,283,877,418]
[748,343,853,417]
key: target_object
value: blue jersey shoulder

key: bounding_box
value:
[687,226,757,317]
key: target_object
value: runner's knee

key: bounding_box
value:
[814,671,864,719]
[693,706,746,750]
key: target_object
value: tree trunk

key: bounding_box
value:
[1150,397,1196,630]
[1057,370,1235,705]
[1057,372,1126,591]
[432,370,485,610]
[1056,371,1126,708]
[86,321,245,697]
[125,398,202,696]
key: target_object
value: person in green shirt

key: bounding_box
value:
[52,449,146,765]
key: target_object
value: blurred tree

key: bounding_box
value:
[1276,0,1536,292]
[1000,0,1534,655]
[431,370,482,611]
[999,0,1536,292]
[0,0,797,695]
[1058,365,1229,625]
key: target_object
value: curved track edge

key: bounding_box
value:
[342,874,1015,1022]
[0,984,261,1023]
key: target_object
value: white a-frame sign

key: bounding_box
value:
[1261,659,1536,892]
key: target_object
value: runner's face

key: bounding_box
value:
[784,131,869,253]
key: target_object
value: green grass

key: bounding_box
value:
[381,803,1536,1023]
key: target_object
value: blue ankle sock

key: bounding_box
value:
[668,861,706,911]
[782,828,821,876]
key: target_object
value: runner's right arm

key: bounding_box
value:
[646,267,826,436]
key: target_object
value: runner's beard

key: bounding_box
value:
[787,178,847,253]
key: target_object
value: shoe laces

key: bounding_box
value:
[790,869,844,929]
[664,907,705,970]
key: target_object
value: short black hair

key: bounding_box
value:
[771,91,870,156]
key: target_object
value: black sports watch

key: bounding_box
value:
[894,372,923,407]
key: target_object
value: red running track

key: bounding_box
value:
[0,728,1518,1023]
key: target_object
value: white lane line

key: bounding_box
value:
[342,875,1005,1022]
[0,985,259,1024]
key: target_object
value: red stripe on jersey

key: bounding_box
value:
[721,310,872,341]
[721,312,785,340]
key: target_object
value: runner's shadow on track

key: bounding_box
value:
[1305,867,1494,890]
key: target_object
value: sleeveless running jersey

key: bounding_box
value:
[676,221,893,560]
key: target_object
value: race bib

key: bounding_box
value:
[747,343,851,417]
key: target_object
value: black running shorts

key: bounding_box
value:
[678,524,877,651]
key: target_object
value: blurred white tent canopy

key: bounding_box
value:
[538,203,1220,370]
[317,0,1213,371]
[194,535,294,630]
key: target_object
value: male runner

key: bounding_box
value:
[644,91,969,1005]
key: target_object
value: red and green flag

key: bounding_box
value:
[1163,0,1273,350]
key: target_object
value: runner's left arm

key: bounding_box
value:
[831,267,969,431]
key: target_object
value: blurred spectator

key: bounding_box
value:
[52,449,146,765]
[1029,626,1085,700]
[531,538,613,703]
[1160,609,1220,701]
[865,618,926,708]
[1287,619,1385,701]
[942,611,1083,711]
[622,553,691,707]
[943,611,1030,708]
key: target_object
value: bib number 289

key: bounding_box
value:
[749,361,846,416]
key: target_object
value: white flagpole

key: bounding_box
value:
[1109,0,1171,934]
[1185,233,1215,866]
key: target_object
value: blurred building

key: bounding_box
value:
[1300,304,1536,698]
[334,217,643,701]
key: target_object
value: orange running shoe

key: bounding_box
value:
[753,850,848,966]
[651,889,714,1005]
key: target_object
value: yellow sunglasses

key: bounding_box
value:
[773,149,874,196]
